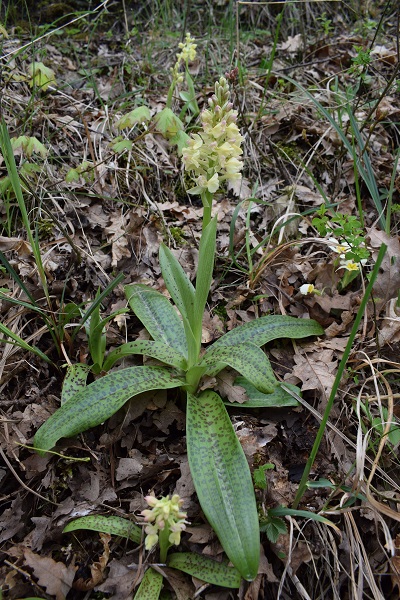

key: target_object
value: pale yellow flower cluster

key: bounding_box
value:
[171,33,197,85]
[182,77,243,195]
[141,493,188,551]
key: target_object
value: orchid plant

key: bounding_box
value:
[62,494,242,595]
[34,76,323,582]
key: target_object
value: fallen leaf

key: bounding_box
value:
[105,211,131,267]
[22,547,76,600]
[368,228,400,310]
[290,348,337,402]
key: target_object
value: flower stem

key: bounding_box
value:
[202,191,213,230]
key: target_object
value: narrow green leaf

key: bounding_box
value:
[193,216,217,340]
[210,315,324,349]
[230,378,300,408]
[200,342,276,393]
[34,366,182,454]
[103,340,187,371]
[187,391,260,581]
[134,567,163,600]
[269,506,340,533]
[0,322,52,364]
[159,244,195,324]
[167,553,241,588]
[125,284,187,357]
[61,363,91,405]
[63,515,142,544]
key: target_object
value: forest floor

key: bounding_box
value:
[0,1,400,599]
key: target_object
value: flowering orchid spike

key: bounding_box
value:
[141,493,188,555]
[182,76,244,196]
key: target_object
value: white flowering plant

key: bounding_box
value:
[312,204,370,288]
[34,76,323,583]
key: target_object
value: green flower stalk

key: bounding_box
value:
[166,33,197,108]
[182,76,243,228]
[141,493,188,562]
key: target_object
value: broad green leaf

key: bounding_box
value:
[103,340,187,371]
[200,342,276,393]
[210,315,324,349]
[159,244,195,324]
[116,106,151,130]
[134,567,163,600]
[27,61,56,91]
[193,216,217,341]
[34,366,182,454]
[187,390,260,581]
[61,363,91,405]
[125,284,187,357]
[230,378,300,408]
[169,128,190,155]
[167,552,241,588]
[154,107,184,137]
[63,515,141,544]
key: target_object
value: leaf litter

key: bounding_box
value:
[0,2,400,599]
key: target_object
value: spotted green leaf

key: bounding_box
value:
[159,243,195,324]
[103,340,187,371]
[61,363,91,405]
[134,567,163,600]
[230,378,301,408]
[210,315,324,349]
[125,284,187,357]
[167,552,241,588]
[187,390,260,581]
[63,515,141,544]
[200,342,277,394]
[34,366,182,455]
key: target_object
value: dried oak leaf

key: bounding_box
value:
[289,348,337,401]
[22,547,76,600]
[368,228,400,310]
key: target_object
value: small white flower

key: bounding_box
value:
[327,237,351,257]
[299,283,316,295]
[340,259,359,271]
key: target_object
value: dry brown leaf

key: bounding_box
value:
[368,228,400,309]
[377,298,400,346]
[96,556,137,598]
[271,535,312,575]
[73,532,110,591]
[0,496,25,542]
[290,348,337,400]
[105,211,131,267]
[162,566,195,600]
[116,456,144,481]
[22,547,76,600]
[214,369,248,404]
[0,235,32,256]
